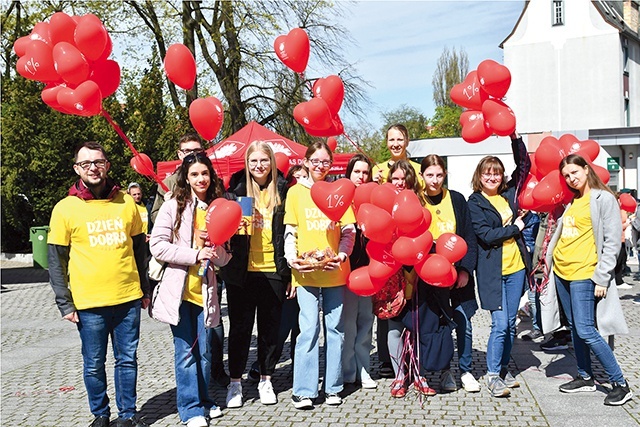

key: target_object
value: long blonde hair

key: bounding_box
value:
[245,140,281,211]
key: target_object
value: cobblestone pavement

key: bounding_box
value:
[1,260,639,426]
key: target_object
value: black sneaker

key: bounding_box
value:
[111,415,149,427]
[604,382,633,406]
[90,417,109,427]
[559,376,596,393]
[522,329,544,343]
[291,395,313,409]
[379,362,394,378]
[540,336,568,351]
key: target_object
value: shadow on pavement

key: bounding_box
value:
[1,268,49,285]
[139,388,177,424]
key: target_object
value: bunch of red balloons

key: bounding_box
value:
[450,59,515,143]
[14,12,119,116]
[518,134,609,211]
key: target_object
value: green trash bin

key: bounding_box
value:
[29,226,50,269]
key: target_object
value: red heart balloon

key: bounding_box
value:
[310,178,355,222]
[357,203,394,243]
[327,136,338,151]
[368,259,399,282]
[561,135,600,162]
[477,59,511,98]
[49,12,77,46]
[619,193,637,213]
[532,170,566,206]
[130,153,155,177]
[589,161,610,184]
[74,14,109,61]
[16,40,59,83]
[274,152,289,174]
[29,22,52,45]
[370,183,398,214]
[164,43,197,90]
[294,98,332,131]
[41,84,70,113]
[366,240,400,272]
[482,99,516,136]
[189,97,225,140]
[353,182,377,214]
[53,41,90,86]
[391,229,433,266]
[460,110,491,143]
[517,173,539,210]
[95,34,113,63]
[304,114,344,137]
[273,28,310,73]
[450,70,489,110]
[347,266,385,297]
[535,136,568,177]
[88,59,120,98]
[392,190,424,233]
[206,198,243,245]
[13,36,31,57]
[313,75,345,116]
[435,232,468,263]
[416,253,455,287]
[56,80,103,116]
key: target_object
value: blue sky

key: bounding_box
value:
[342,0,525,129]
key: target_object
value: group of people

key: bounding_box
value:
[47,125,633,427]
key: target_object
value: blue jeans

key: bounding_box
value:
[77,300,141,420]
[554,275,625,384]
[486,269,525,375]
[342,290,374,383]
[293,285,345,397]
[170,302,214,423]
[453,304,474,373]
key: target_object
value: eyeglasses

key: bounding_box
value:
[308,159,332,168]
[248,159,271,168]
[75,159,108,170]
[179,147,204,155]
[183,152,209,163]
[481,172,502,179]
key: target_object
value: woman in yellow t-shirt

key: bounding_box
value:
[150,153,231,426]
[372,123,422,190]
[550,154,631,406]
[284,141,356,409]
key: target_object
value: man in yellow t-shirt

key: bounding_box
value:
[48,142,150,427]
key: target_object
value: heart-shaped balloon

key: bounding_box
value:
[13,36,31,57]
[347,266,385,297]
[74,14,109,62]
[189,96,225,140]
[273,28,310,73]
[535,136,568,177]
[532,170,567,206]
[310,178,355,222]
[29,22,52,45]
[416,253,455,287]
[49,12,77,46]
[56,80,103,116]
[16,40,59,83]
[450,70,489,110]
[41,84,70,113]
[353,182,377,213]
[482,99,516,136]
[274,152,289,174]
[294,98,332,131]
[370,183,398,214]
[95,34,113,63]
[435,232,468,263]
[477,59,511,99]
[357,203,394,243]
[53,41,90,86]
[392,190,424,233]
[366,240,400,272]
[326,136,338,151]
[304,114,344,137]
[88,59,120,98]
[559,134,600,162]
[589,161,610,184]
[313,75,345,116]
[164,43,197,90]
[460,110,491,143]
[367,259,399,282]
[517,173,539,210]
[391,230,433,266]
[130,153,155,177]
[205,198,242,246]
[619,193,637,213]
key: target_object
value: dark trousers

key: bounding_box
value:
[226,272,284,377]
[614,243,627,286]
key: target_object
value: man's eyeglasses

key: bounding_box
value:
[179,148,204,155]
[248,159,271,168]
[75,159,108,170]
[184,152,209,163]
[308,159,332,168]
[481,172,502,179]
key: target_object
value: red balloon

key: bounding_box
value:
[274,152,289,174]
[53,42,90,86]
[16,40,59,83]
[189,97,225,140]
[391,230,433,266]
[370,183,398,214]
[88,59,120,97]
[304,114,344,137]
[273,28,310,73]
[294,98,332,131]
[310,178,355,222]
[535,136,568,177]
[416,254,455,287]
[13,36,31,57]
[619,193,637,213]
[347,267,385,297]
[422,208,432,231]
[368,259,398,282]
[313,75,345,116]
[529,153,540,179]
[353,182,377,213]
[74,14,109,62]
[366,240,401,271]
[130,153,155,177]
[327,136,338,151]
[532,170,566,206]
[450,70,489,110]
[562,136,600,162]
[95,34,113,63]
[357,203,394,243]
[482,99,516,136]
[589,161,610,184]
[164,43,197,90]
[477,59,511,99]
[558,133,579,153]
[205,198,242,245]
[435,233,468,263]
[392,190,424,233]
[56,80,103,116]
[518,173,539,210]
[49,12,77,46]
[41,84,70,113]
[30,22,52,45]
[460,110,491,143]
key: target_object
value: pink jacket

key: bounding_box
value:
[150,198,231,327]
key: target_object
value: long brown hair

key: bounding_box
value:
[471,156,507,193]
[559,154,615,198]
[388,160,420,196]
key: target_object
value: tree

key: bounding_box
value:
[432,46,469,109]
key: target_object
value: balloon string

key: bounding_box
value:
[342,132,374,164]
[101,109,169,192]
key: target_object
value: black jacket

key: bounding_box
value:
[447,189,478,308]
[219,169,291,295]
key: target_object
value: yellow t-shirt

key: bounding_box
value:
[284,183,356,288]
[248,189,276,272]
[553,193,597,281]
[135,203,148,234]
[425,189,456,240]
[48,191,143,310]
[183,207,207,306]
[483,193,524,275]
[373,159,424,189]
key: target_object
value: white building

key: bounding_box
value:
[409,0,640,196]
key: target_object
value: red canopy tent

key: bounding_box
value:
[157,121,354,183]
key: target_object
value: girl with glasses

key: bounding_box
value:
[284,141,356,409]
[150,153,231,427]
[467,131,530,398]
[219,141,290,407]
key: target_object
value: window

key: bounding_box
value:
[552,0,564,26]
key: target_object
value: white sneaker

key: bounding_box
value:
[226,382,243,408]
[208,405,222,419]
[258,379,277,405]
[361,377,378,389]
[461,372,481,393]
[617,283,632,290]
[440,370,457,392]
[325,393,342,405]
[186,416,208,427]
